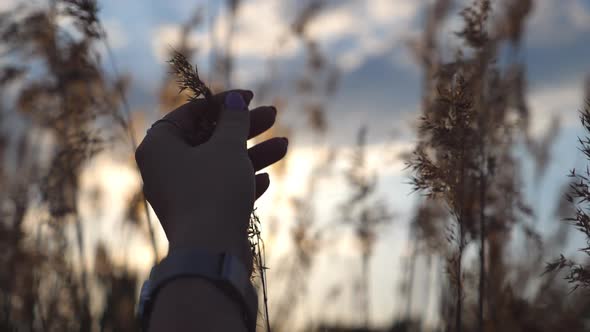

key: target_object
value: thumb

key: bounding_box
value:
[210,91,250,146]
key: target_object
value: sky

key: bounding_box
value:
[4,0,588,329]
[89,0,590,328]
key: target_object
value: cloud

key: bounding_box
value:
[527,79,586,137]
[54,13,127,52]
[151,0,298,63]
[0,0,16,12]
[305,0,421,71]
[151,0,421,73]
[152,24,184,62]
[569,1,590,30]
[102,19,128,50]
[527,0,590,47]
[229,0,300,57]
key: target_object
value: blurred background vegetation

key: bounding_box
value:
[0,0,589,331]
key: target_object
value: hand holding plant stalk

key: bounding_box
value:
[139,50,288,271]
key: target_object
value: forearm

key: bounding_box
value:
[148,277,247,332]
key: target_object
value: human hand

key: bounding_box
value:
[135,90,288,270]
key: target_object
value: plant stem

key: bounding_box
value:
[405,240,417,320]
[362,251,370,328]
[476,57,488,332]
[478,168,486,332]
[455,93,466,332]
[74,216,91,331]
[456,222,463,332]
[257,241,271,332]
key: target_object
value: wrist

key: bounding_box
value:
[167,230,253,274]
[148,276,248,332]
[162,210,252,272]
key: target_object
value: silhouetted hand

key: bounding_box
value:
[135,90,288,270]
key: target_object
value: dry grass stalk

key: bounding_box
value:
[248,210,271,332]
[167,50,219,147]
[547,98,590,291]
[262,3,342,330]
[407,0,539,330]
[168,50,214,103]
[340,126,393,327]
[0,0,143,330]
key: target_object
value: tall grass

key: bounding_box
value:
[547,92,590,291]
[341,126,392,328]
[0,0,144,329]
[1,0,590,331]
[408,1,590,331]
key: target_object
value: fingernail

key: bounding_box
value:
[225,91,246,111]
[281,137,289,146]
